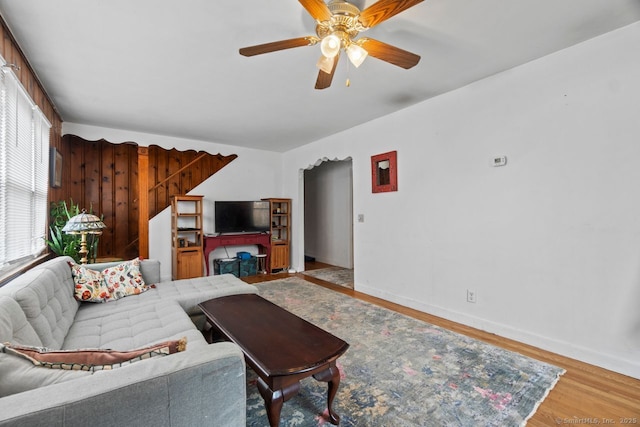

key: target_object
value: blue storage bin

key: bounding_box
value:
[239,256,257,277]
[214,258,240,277]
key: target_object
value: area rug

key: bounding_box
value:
[246,277,564,427]
[302,267,354,288]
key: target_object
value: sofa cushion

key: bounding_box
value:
[4,337,186,371]
[64,300,205,351]
[0,262,79,349]
[0,296,42,346]
[70,273,258,322]
[155,274,258,315]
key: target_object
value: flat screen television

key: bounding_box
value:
[214,201,270,234]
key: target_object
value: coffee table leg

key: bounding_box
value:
[313,362,341,425]
[257,377,283,427]
[257,377,302,427]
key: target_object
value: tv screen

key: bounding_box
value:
[214,201,270,234]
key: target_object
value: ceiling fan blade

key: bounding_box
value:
[359,0,424,28]
[299,0,333,21]
[315,53,340,90]
[359,38,420,69]
[239,37,317,57]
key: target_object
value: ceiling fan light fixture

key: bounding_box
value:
[346,42,368,68]
[316,55,335,74]
[320,34,341,58]
[238,0,424,89]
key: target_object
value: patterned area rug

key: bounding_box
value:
[302,267,354,289]
[246,278,564,427]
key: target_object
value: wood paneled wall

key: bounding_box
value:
[147,146,237,218]
[59,135,237,260]
[60,136,140,259]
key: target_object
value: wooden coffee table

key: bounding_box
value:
[198,294,349,427]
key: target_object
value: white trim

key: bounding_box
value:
[357,283,640,379]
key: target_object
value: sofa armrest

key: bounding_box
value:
[0,342,246,427]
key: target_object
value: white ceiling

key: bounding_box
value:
[1,0,639,152]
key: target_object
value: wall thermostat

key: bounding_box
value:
[492,156,507,167]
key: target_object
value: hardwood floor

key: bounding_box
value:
[243,264,640,424]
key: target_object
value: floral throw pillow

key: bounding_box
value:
[69,258,149,303]
[69,263,111,303]
[102,258,148,300]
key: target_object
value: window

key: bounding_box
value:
[0,62,51,274]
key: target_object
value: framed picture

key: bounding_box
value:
[50,147,63,188]
[371,150,397,193]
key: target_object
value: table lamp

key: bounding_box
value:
[62,210,106,264]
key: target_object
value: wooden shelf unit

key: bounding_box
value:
[171,195,204,280]
[263,198,291,272]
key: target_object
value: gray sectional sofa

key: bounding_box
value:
[0,255,258,427]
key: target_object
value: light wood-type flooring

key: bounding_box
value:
[242,262,640,425]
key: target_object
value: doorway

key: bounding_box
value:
[302,158,354,289]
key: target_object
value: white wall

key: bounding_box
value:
[63,123,283,280]
[304,160,353,268]
[282,22,640,378]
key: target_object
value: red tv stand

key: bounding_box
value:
[204,233,272,275]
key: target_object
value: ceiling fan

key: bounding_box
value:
[239,0,424,89]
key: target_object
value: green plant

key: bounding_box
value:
[47,200,101,263]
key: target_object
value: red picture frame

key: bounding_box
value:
[371,151,397,193]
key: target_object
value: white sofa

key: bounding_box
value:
[0,256,257,427]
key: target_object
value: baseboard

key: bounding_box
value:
[356,284,640,380]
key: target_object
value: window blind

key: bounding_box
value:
[0,63,51,272]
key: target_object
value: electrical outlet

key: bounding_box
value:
[467,289,477,303]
